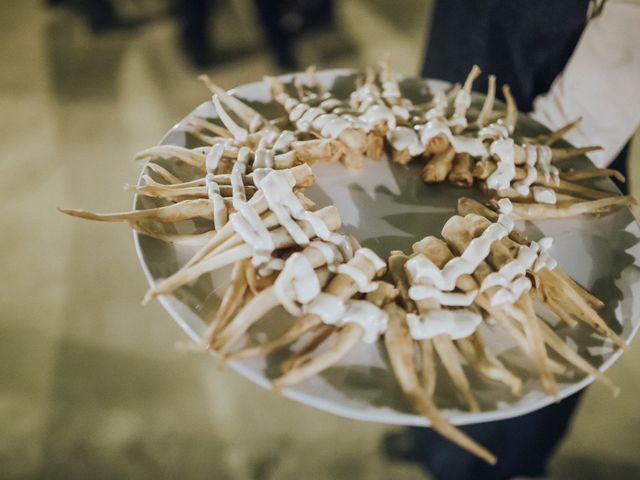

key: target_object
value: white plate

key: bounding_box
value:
[134,69,640,426]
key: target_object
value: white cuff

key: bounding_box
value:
[531,1,640,167]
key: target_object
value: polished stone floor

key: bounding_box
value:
[1,1,639,479]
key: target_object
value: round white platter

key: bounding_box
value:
[134,69,640,426]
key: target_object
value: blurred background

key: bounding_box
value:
[2,0,639,478]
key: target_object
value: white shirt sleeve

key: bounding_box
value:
[531,1,640,167]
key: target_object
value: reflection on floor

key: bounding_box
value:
[1,1,639,479]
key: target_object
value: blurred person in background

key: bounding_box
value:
[46,0,335,68]
[383,1,640,479]
[180,0,334,67]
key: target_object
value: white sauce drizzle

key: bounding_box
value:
[340,300,389,343]
[449,89,471,129]
[304,292,346,324]
[408,286,478,306]
[387,119,487,157]
[285,96,365,140]
[336,247,385,293]
[513,145,538,196]
[298,107,325,131]
[354,248,387,272]
[273,252,321,315]
[205,142,225,173]
[319,98,342,111]
[406,199,515,292]
[402,199,559,333]
[392,105,410,121]
[303,294,389,343]
[536,145,560,185]
[406,310,482,340]
[382,80,401,102]
[533,237,557,272]
[425,89,448,121]
[206,174,227,229]
[419,119,488,157]
[487,139,516,191]
[350,83,382,111]
[313,114,353,139]
[253,147,274,169]
[478,122,510,141]
[337,264,378,293]
[386,127,424,156]
[258,127,280,147]
[284,97,298,112]
[479,241,540,305]
[229,202,275,268]
[532,186,557,204]
[361,104,397,129]
[272,130,296,152]
[487,143,559,203]
[231,170,351,273]
[406,201,557,311]
[289,102,307,122]
[310,240,342,272]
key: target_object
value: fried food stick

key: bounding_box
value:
[226,310,328,360]
[422,146,456,184]
[388,252,436,400]
[456,197,604,309]
[501,84,517,134]
[143,204,341,303]
[265,75,368,170]
[59,199,219,223]
[204,259,250,340]
[210,257,336,351]
[525,117,582,146]
[412,235,564,379]
[476,75,496,128]
[400,249,480,412]
[560,167,625,183]
[145,162,182,184]
[280,324,335,373]
[135,145,210,169]
[383,302,497,464]
[281,282,398,373]
[448,153,474,187]
[198,74,272,135]
[187,115,233,139]
[500,196,636,220]
[62,165,313,227]
[451,65,481,134]
[473,283,616,394]
[441,214,558,397]
[269,254,388,388]
[182,163,314,269]
[411,236,523,395]
[127,182,257,202]
[459,206,626,349]
[130,222,217,246]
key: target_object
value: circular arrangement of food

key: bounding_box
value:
[60,59,638,465]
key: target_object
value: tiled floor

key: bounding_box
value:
[1,1,639,479]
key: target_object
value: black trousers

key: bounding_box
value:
[422,0,590,111]
[411,2,615,479]
[408,392,582,480]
